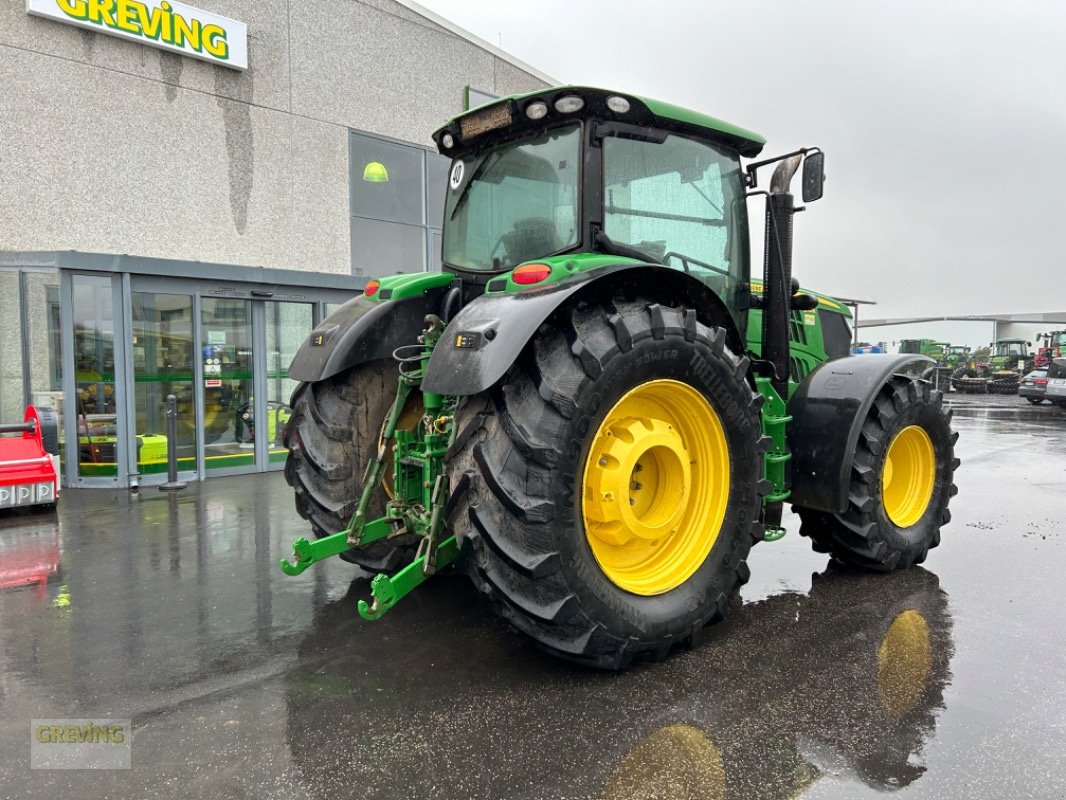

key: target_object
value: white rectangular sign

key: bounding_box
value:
[26,0,247,70]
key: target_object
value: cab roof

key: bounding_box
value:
[433,85,766,159]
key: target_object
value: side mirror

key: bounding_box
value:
[802,152,825,203]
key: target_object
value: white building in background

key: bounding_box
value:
[0,0,553,488]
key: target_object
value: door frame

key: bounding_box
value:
[61,270,345,488]
[61,270,129,488]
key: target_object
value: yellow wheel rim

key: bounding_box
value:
[881,425,936,528]
[877,610,932,716]
[582,379,729,596]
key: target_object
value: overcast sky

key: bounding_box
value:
[419,0,1066,321]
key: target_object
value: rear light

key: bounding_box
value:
[1035,379,1048,385]
[511,263,552,285]
[364,280,380,297]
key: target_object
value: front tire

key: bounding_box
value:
[446,299,767,669]
[795,376,958,571]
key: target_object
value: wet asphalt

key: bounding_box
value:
[0,394,1064,800]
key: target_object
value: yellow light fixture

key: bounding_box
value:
[362,161,389,182]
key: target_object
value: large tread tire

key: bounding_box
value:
[795,376,958,572]
[950,366,981,393]
[445,299,768,669]
[284,361,416,573]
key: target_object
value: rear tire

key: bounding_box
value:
[445,299,767,669]
[284,361,416,573]
[795,376,958,572]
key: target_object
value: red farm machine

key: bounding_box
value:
[0,406,60,512]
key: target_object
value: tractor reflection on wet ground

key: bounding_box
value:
[0,394,1062,799]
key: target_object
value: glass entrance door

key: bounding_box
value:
[131,292,196,479]
[71,275,120,482]
[264,301,312,467]
[200,297,257,473]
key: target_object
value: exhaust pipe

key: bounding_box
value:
[762,156,802,400]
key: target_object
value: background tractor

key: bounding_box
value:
[280,87,958,669]
[937,344,970,389]
[898,339,965,390]
[954,338,1031,394]
[1034,330,1066,370]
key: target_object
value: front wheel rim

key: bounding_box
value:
[582,379,730,596]
[881,425,936,528]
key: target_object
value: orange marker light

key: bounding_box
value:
[364,280,380,297]
[512,263,552,285]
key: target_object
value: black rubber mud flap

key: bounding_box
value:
[787,354,933,515]
[422,265,741,397]
[289,292,446,384]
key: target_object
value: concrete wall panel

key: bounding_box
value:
[288,117,352,275]
[0,46,291,267]
[290,0,496,145]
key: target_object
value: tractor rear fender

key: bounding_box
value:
[787,353,934,514]
[288,288,449,384]
[421,265,744,396]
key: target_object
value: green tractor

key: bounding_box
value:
[954,338,1031,394]
[898,339,955,390]
[942,344,971,370]
[280,87,959,669]
[898,339,946,359]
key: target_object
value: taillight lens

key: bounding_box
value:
[364,280,380,297]
[1035,379,1048,385]
[512,263,552,285]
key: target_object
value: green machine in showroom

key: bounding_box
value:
[279,87,959,669]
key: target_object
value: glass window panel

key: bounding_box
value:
[466,87,497,110]
[602,134,748,274]
[25,272,63,470]
[443,124,580,271]
[350,133,424,225]
[73,279,118,478]
[265,302,312,465]
[428,229,443,272]
[351,217,426,277]
[426,154,449,229]
[0,272,23,423]
[201,298,256,472]
[603,132,748,319]
[132,292,196,476]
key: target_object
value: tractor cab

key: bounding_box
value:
[433,88,764,329]
[991,339,1029,358]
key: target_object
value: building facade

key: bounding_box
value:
[0,0,552,488]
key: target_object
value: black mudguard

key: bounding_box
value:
[787,353,934,514]
[422,265,741,396]
[289,291,446,383]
